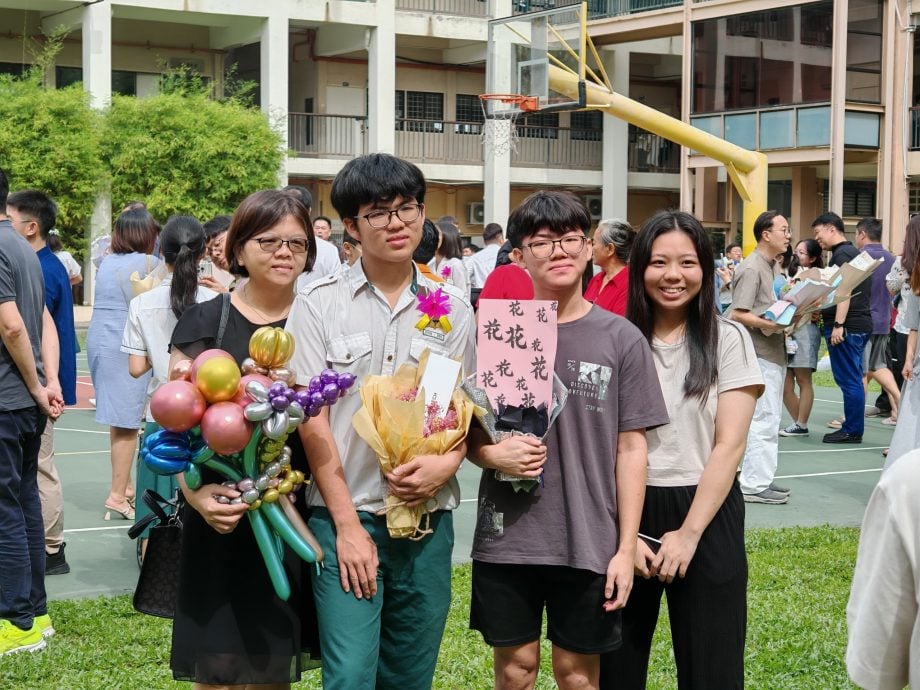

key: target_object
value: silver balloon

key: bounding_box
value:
[269,366,296,386]
[245,380,270,403]
[286,402,305,432]
[241,488,261,504]
[244,400,273,422]
[265,461,282,478]
[262,411,288,440]
[255,475,270,491]
[237,478,255,492]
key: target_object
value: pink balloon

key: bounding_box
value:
[150,380,207,432]
[232,374,274,407]
[190,349,235,384]
[200,402,252,455]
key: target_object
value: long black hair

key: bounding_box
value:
[789,238,824,278]
[160,215,206,319]
[627,210,719,402]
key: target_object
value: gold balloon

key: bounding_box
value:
[195,356,242,403]
[262,488,280,503]
[249,327,295,368]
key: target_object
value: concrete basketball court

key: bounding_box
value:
[46,350,890,602]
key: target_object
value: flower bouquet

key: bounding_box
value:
[352,349,477,539]
[140,326,355,601]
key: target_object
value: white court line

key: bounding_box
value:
[776,467,882,480]
[76,380,93,386]
[457,463,887,503]
[56,450,109,456]
[780,446,887,454]
[64,525,131,534]
[54,427,108,434]
[814,397,884,409]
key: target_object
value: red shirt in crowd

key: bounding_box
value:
[479,264,534,301]
[583,266,629,316]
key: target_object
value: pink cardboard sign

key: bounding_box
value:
[476,299,558,409]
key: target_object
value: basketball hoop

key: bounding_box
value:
[479,94,539,156]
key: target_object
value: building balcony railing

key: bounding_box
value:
[910,107,920,150]
[396,0,489,16]
[513,0,682,19]
[628,126,680,173]
[288,114,670,174]
[511,125,603,169]
[395,119,486,163]
[289,113,366,158]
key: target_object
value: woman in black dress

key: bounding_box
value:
[168,189,318,688]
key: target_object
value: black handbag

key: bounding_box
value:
[128,489,182,619]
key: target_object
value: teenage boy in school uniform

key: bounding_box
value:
[286,153,475,690]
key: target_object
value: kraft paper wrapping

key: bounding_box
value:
[352,354,477,539]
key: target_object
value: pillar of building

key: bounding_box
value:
[693,167,719,223]
[828,0,849,216]
[82,1,112,305]
[261,14,289,186]
[791,166,819,243]
[367,0,396,154]
[483,0,513,229]
[601,48,629,219]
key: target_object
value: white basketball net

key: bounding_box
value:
[480,99,522,156]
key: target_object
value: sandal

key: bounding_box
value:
[104,501,135,521]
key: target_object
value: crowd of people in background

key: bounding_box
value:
[2,154,920,688]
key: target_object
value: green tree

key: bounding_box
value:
[101,86,284,222]
[0,70,102,263]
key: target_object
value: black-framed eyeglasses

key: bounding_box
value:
[250,237,309,254]
[523,236,589,259]
[356,203,423,229]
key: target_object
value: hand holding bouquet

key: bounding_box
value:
[352,349,477,539]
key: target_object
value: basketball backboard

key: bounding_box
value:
[485,4,591,119]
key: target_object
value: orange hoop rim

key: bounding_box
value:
[479,93,540,113]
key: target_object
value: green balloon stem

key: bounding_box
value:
[184,465,202,490]
[243,426,263,479]
[201,457,244,483]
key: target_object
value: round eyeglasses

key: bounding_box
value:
[251,237,309,254]
[523,236,589,259]
[356,203,423,229]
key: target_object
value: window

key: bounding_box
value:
[518,111,559,139]
[0,62,27,77]
[570,110,603,141]
[909,184,920,216]
[395,90,444,133]
[455,94,484,135]
[692,2,834,114]
[54,67,139,96]
[824,180,877,216]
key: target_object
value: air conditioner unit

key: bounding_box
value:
[583,195,603,221]
[468,202,486,226]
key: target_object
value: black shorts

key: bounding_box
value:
[470,561,622,655]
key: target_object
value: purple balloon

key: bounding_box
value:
[337,372,357,390]
[269,382,287,397]
[270,395,290,412]
[284,388,297,402]
[308,376,323,393]
[307,403,323,417]
[320,369,338,385]
[322,383,340,403]
[294,390,312,408]
[309,391,325,407]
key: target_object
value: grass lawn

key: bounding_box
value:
[2,526,858,689]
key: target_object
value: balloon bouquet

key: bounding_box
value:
[141,326,355,601]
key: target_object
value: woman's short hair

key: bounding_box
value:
[225,189,316,277]
[111,208,159,255]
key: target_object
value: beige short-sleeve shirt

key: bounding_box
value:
[729,250,786,367]
[285,261,475,513]
[647,319,764,487]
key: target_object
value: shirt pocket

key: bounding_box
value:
[408,335,453,363]
[327,332,373,383]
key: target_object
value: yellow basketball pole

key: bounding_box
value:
[548,64,767,254]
